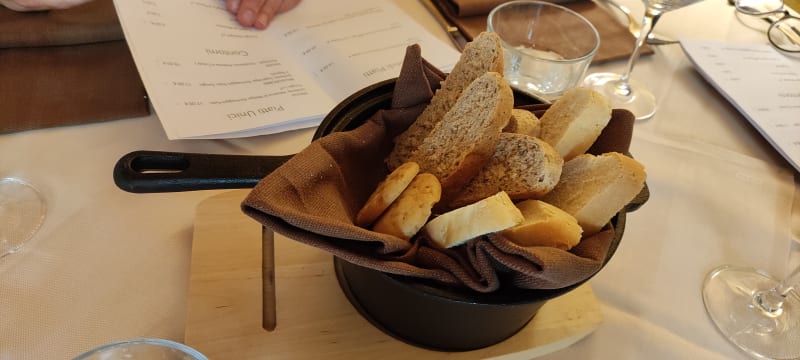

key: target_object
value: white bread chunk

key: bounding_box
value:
[372,173,441,241]
[410,72,514,202]
[539,87,612,161]
[503,109,541,138]
[355,162,420,227]
[387,31,504,170]
[502,200,583,250]
[424,191,523,248]
[449,133,563,208]
[542,152,646,235]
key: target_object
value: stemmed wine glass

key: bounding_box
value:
[583,0,704,120]
[0,177,47,258]
[703,264,800,359]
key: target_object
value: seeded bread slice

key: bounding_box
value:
[409,72,514,204]
[449,133,563,208]
[539,87,612,161]
[386,31,504,170]
[542,152,646,235]
[503,109,541,138]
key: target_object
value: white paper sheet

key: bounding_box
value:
[680,39,800,174]
[113,0,460,140]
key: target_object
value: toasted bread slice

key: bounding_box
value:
[542,152,646,235]
[355,161,420,227]
[503,109,541,138]
[409,72,514,203]
[502,200,583,250]
[372,173,441,241]
[449,133,563,208]
[424,191,523,248]
[539,87,612,161]
[386,31,504,170]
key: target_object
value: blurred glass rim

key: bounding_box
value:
[487,0,601,63]
[72,338,208,360]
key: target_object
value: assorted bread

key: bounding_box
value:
[409,71,513,204]
[503,108,541,138]
[355,161,420,227]
[424,191,523,249]
[372,173,442,241]
[386,31,504,170]
[541,152,646,235]
[355,32,646,250]
[449,133,563,209]
[539,87,612,161]
[501,200,583,250]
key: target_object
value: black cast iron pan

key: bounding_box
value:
[113,79,542,193]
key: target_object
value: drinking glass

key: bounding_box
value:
[488,0,600,102]
[0,177,46,258]
[583,0,704,120]
[73,338,208,360]
[702,264,800,359]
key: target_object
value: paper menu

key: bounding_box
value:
[113,0,460,140]
[680,39,800,173]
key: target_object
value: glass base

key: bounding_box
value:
[0,178,46,258]
[582,72,656,121]
[702,265,800,359]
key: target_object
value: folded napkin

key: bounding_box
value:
[0,0,149,134]
[242,44,639,293]
[433,0,652,64]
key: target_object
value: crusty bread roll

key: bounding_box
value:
[372,173,441,241]
[387,31,504,170]
[424,191,523,248]
[410,72,514,204]
[502,200,583,250]
[542,152,646,235]
[355,161,420,227]
[503,109,541,138]
[449,133,563,208]
[539,87,612,161]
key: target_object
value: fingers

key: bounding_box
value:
[227,0,302,30]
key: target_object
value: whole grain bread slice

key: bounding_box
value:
[449,133,563,208]
[386,31,504,170]
[409,71,514,205]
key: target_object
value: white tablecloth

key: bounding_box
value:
[2,0,798,359]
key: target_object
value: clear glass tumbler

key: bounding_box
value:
[487,0,600,102]
[72,338,208,360]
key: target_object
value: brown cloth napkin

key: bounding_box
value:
[242,44,636,293]
[0,0,149,134]
[433,0,652,64]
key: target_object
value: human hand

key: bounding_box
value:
[0,0,92,11]
[226,0,301,30]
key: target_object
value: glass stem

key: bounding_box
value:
[754,265,800,317]
[616,8,662,97]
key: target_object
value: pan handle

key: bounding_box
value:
[113,150,292,193]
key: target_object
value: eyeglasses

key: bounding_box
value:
[734,0,800,52]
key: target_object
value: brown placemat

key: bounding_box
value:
[0,0,149,134]
[432,0,652,64]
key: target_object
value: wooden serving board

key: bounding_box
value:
[185,190,603,359]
